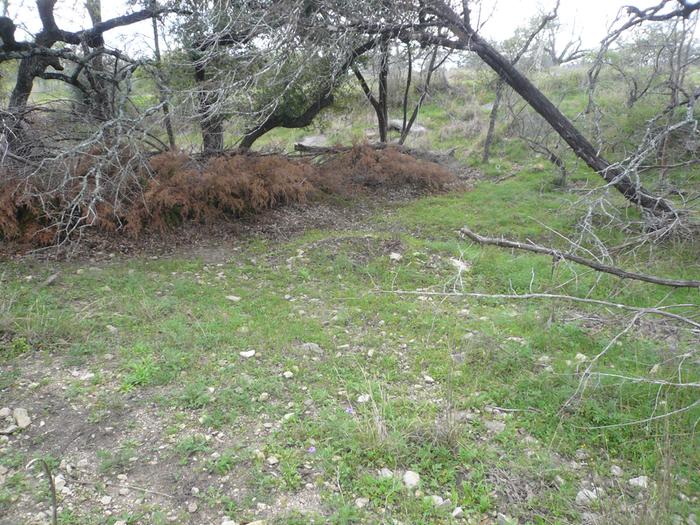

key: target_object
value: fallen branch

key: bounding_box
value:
[574,399,700,430]
[383,289,700,330]
[460,226,700,289]
[587,372,700,389]
[293,143,459,170]
[485,405,542,413]
[293,142,393,155]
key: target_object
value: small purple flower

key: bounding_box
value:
[345,406,354,414]
[307,446,316,454]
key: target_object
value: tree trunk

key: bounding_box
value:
[201,117,224,154]
[6,51,58,156]
[352,65,387,143]
[83,0,113,121]
[6,3,60,154]
[353,37,388,142]
[377,37,389,142]
[240,39,379,150]
[194,61,224,155]
[401,43,412,138]
[399,45,438,145]
[239,93,334,150]
[482,80,504,162]
[480,6,557,163]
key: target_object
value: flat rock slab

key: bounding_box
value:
[298,135,328,147]
[387,119,428,134]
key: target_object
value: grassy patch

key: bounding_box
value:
[1,80,698,521]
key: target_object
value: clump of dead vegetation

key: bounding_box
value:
[315,144,454,193]
[0,145,454,247]
[124,153,317,236]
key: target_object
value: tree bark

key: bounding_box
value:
[399,45,438,145]
[353,39,389,143]
[482,5,557,162]
[239,93,334,150]
[83,0,113,121]
[6,1,61,155]
[352,65,387,142]
[239,38,379,150]
[401,43,412,138]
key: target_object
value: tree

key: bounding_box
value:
[170,0,381,152]
[543,25,587,67]
[398,43,446,145]
[238,38,379,150]
[151,0,176,151]
[0,0,177,156]
[339,0,698,216]
[352,38,390,143]
[2,0,697,222]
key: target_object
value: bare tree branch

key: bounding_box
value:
[460,226,700,289]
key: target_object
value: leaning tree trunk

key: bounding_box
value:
[240,38,379,150]
[151,0,176,151]
[239,93,334,150]
[465,32,674,215]
[482,79,504,162]
[376,37,389,143]
[481,6,555,163]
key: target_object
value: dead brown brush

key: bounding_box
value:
[0,146,454,246]
[0,178,55,245]
[125,153,316,236]
[0,180,21,240]
[315,144,454,194]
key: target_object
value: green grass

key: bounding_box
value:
[1,166,698,522]
[176,435,211,464]
[1,66,699,524]
[97,440,140,474]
